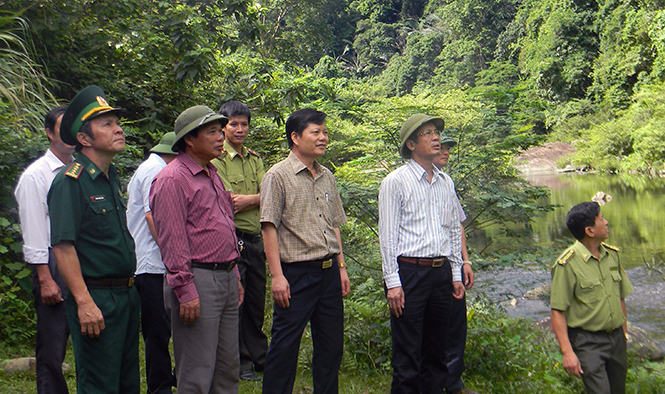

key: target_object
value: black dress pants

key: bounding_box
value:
[442,268,466,394]
[390,259,454,394]
[263,260,344,394]
[32,251,70,394]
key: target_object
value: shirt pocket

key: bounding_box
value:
[610,271,622,297]
[576,277,603,305]
[226,173,245,194]
[87,200,114,238]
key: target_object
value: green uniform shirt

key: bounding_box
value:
[211,140,265,235]
[550,241,633,332]
[48,153,136,279]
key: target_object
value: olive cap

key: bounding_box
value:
[149,132,177,154]
[399,114,444,158]
[440,135,457,147]
[173,105,228,151]
[60,85,126,145]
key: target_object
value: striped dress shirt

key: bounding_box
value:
[379,159,463,289]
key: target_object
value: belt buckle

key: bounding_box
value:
[128,277,135,287]
[227,261,236,272]
[322,259,333,269]
[432,259,443,268]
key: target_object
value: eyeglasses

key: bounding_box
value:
[418,129,442,138]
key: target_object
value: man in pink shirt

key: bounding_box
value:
[150,105,243,394]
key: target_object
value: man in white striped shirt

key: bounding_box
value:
[379,113,465,394]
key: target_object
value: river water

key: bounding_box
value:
[470,172,665,349]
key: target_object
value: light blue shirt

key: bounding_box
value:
[379,159,463,289]
[127,153,167,275]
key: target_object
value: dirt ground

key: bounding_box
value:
[513,142,576,173]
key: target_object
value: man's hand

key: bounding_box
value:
[77,297,105,338]
[462,264,474,290]
[563,350,584,376]
[271,274,291,308]
[387,286,405,317]
[452,281,465,299]
[231,193,259,214]
[40,277,64,305]
[238,280,244,306]
[179,298,200,325]
[339,267,350,296]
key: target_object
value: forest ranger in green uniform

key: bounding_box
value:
[49,86,140,394]
[550,202,633,394]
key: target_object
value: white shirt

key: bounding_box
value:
[379,159,463,289]
[15,149,72,265]
[127,153,168,275]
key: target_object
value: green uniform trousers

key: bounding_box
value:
[568,327,627,394]
[66,285,140,394]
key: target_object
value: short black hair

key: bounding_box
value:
[285,109,327,148]
[219,101,251,124]
[45,106,67,140]
[566,202,601,240]
[173,127,202,152]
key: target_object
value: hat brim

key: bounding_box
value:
[400,116,445,158]
[60,108,127,146]
[173,113,228,148]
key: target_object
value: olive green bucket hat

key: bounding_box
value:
[60,85,126,146]
[172,105,227,151]
[399,113,445,158]
[440,135,457,147]
[150,132,177,154]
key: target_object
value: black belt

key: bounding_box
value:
[85,277,135,287]
[569,326,622,335]
[397,256,449,268]
[236,230,262,243]
[284,254,336,269]
[191,261,237,272]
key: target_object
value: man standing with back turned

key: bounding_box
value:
[150,105,242,394]
[379,113,465,394]
[211,101,268,381]
[15,105,73,394]
[260,109,350,394]
[49,85,140,394]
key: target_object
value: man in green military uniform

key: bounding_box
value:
[550,201,633,394]
[49,85,140,394]
[211,100,268,381]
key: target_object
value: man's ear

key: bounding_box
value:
[291,131,300,147]
[406,139,416,152]
[77,132,93,148]
[584,226,594,238]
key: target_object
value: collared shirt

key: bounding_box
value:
[260,151,347,263]
[550,241,634,332]
[48,153,136,279]
[379,159,463,289]
[15,149,72,265]
[211,140,265,234]
[149,151,239,303]
[127,153,167,275]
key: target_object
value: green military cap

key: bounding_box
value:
[150,132,177,154]
[399,113,445,158]
[60,85,126,146]
[172,105,228,152]
[440,135,457,147]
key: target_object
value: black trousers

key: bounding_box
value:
[390,259,454,394]
[443,268,466,394]
[568,327,627,394]
[237,238,268,372]
[135,273,175,394]
[32,251,70,394]
[263,261,344,394]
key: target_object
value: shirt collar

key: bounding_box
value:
[77,153,109,181]
[287,151,322,176]
[177,151,216,176]
[406,159,441,183]
[44,149,73,172]
[572,240,608,262]
[223,140,245,159]
[149,152,167,166]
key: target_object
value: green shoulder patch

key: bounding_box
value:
[248,148,261,158]
[557,249,575,266]
[602,242,620,252]
[64,162,83,179]
[218,149,228,160]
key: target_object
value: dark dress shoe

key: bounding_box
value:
[239,369,261,381]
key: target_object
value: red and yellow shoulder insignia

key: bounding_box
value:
[602,242,620,252]
[248,148,261,158]
[557,249,575,265]
[64,162,83,179]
